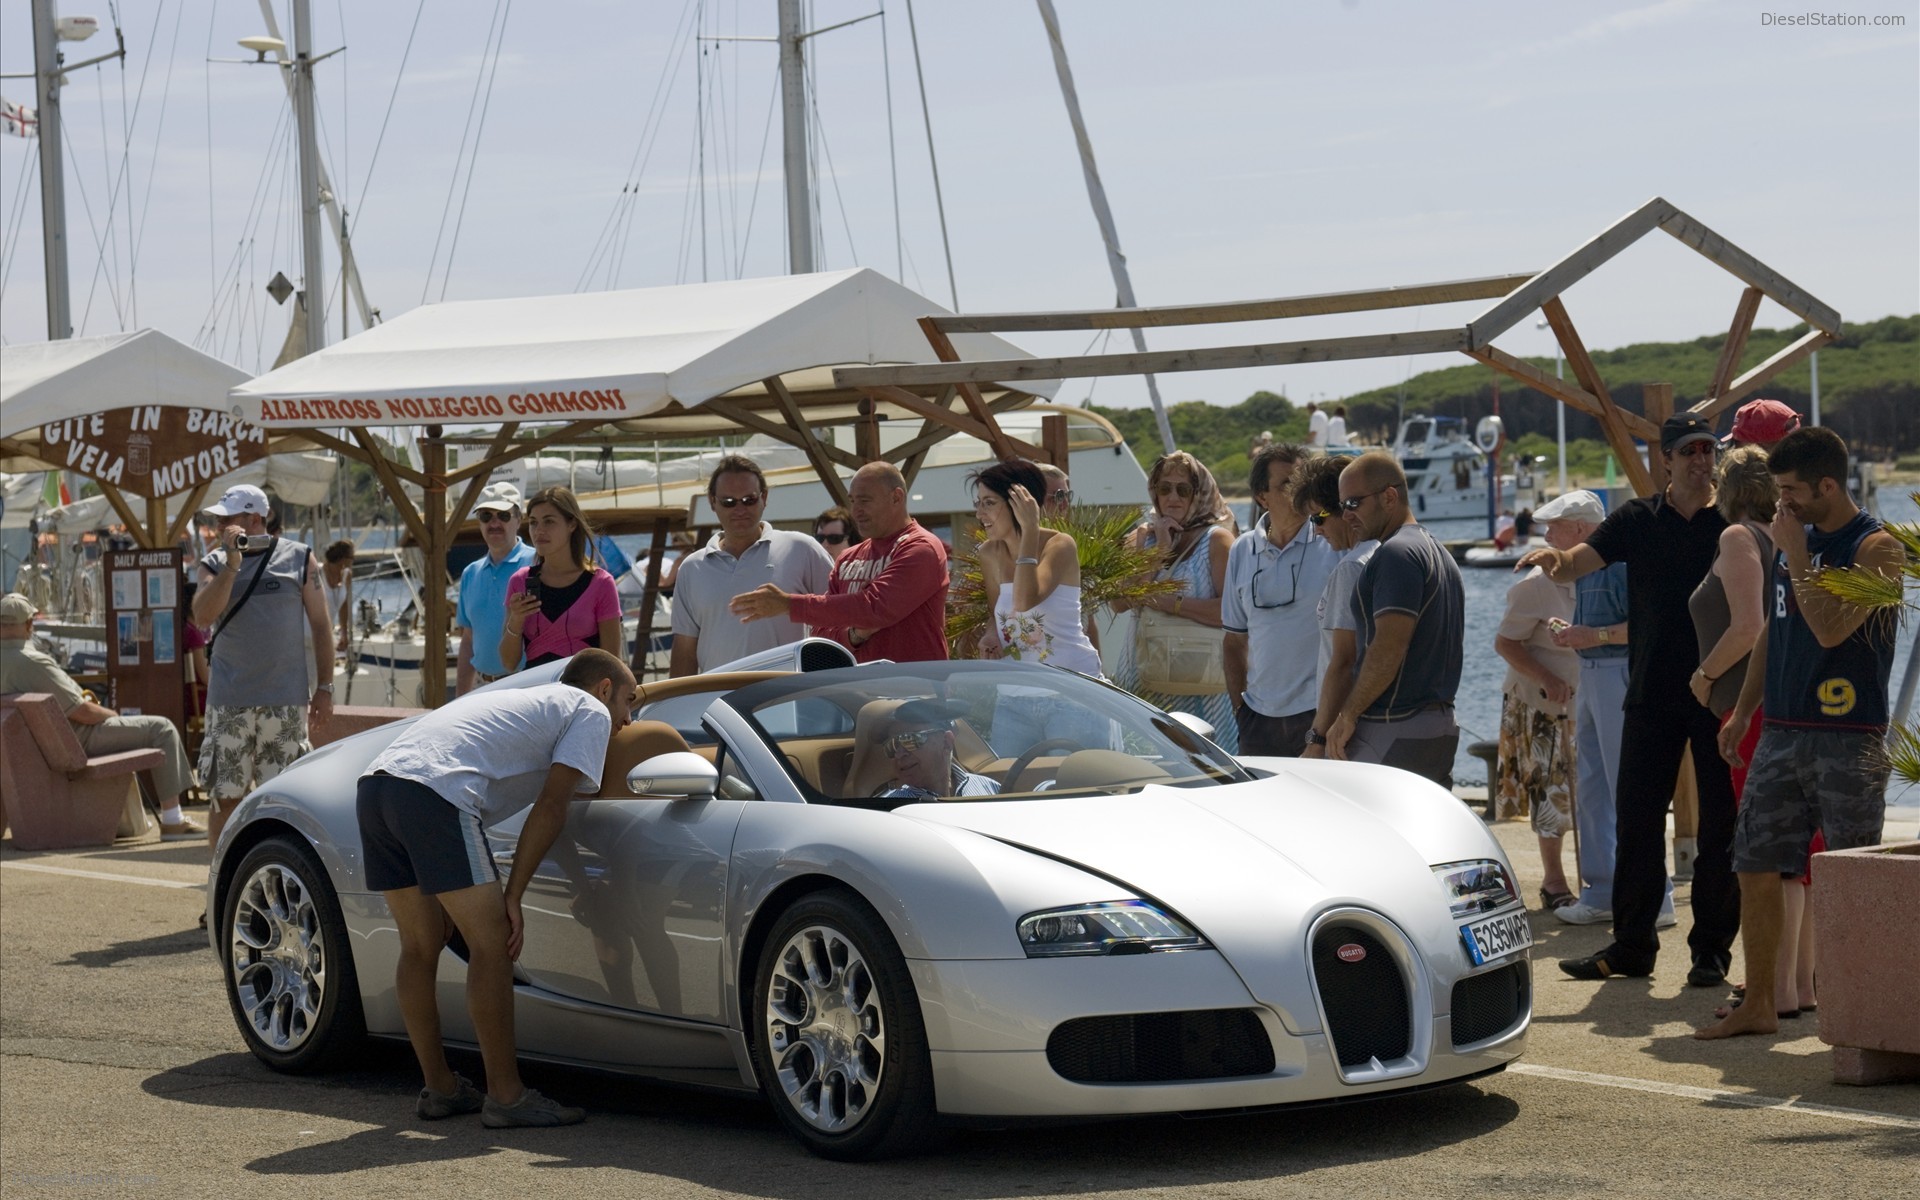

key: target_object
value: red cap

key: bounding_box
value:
[1725,398,1800,447]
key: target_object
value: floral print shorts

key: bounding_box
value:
[199,704,309,808]
[1495,694,1574,838]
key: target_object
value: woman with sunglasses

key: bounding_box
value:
[1114,450,1240,752]
[812,507,861,562]
[501,486,624,671]
[1290,456,1379,758]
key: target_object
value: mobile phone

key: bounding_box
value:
[524,574,543,604]
[1547,618,1571,635]
[241,534,273,553]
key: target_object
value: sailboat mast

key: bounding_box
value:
[778,0,814,274]
[1034,0,1174,454]
[30,0,71,339]
[291,0,327,354]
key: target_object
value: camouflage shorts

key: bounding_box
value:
[1731,725,1889,875]
[199,704,310,809]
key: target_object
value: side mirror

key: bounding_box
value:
[1166,711,1216,743]
[625,751,718,800]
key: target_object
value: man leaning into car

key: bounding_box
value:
[354,648,637,1128]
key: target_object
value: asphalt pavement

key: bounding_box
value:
[2,812,1915,1198]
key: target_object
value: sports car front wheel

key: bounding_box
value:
[221,835,364,1072]
[750,890,936,1160]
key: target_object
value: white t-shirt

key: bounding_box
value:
[1325,414,1348,446]
[367,683,611,825]
[1307,409,1329,446]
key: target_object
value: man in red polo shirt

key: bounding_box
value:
[729,462,949,662]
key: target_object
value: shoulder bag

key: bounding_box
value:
[1134,535,1227,696]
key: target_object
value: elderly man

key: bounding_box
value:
[1519,415,1738,986]
[730,462,949,663]
[874,699,998,799]
[191,484,335,845]
[455,482,536,694]
[0,593,203,838]
[672,456,834,676]
[1322,452,1465,786]
[1223,443,1336,756]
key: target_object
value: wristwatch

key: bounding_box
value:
[1304,729,1328,747]
[1598,627,1611,643]
[314,683,334,694]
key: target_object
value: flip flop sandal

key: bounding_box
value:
[1715,997,1800,1020]
[1539,887,1577,910]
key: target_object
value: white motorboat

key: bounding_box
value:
[1387,415,1516,523]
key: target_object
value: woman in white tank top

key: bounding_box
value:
[973,460,1103,678]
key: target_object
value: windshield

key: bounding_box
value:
[722,661,1247,808]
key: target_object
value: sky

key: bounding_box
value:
[2,0,1916,418]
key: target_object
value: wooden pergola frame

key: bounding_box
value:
[835,196,1841,500]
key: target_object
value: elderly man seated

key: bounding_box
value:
[875,699,999,800]
[0,593,204,839]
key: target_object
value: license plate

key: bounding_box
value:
[1460,908,1532,966]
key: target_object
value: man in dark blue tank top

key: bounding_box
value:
[1697,427,1903,1040]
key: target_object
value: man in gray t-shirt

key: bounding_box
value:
[1324,453,1465,787]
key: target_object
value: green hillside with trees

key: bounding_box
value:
[1093,314,1919,491]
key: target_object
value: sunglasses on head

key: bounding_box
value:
[884,728,942,756]
[475,509,510,524]
[1154,481,1195,499]
[716,493,763,509]
[816,531,848,545]
[1309,511,1332,527]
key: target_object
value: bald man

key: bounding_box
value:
[730,462,950,663]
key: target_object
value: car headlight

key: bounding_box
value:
[1017,901,1209,958]
[1432,859,1519,920]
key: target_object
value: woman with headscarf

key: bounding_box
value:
[1113,451,1241,752]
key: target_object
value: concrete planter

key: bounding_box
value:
[1811,840,1920,1085]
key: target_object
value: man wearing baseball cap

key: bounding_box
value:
[1518,415,1740,986]
[0,593,205,838]
[190,484,336,845]
[454,481,535,694]
[1723,398,1801,449]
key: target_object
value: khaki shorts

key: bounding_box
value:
[199,704,309,809]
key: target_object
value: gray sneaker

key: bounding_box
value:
[1553,900,1612,926]
[417,1074,484,1120]
[482,1088,585,1128]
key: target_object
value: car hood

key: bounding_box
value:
[901,762,1506,1031]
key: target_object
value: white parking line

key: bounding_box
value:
[0,861,202,890]
[1511,1063,1920,1130]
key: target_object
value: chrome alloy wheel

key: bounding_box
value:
[764,924,887,1133]
[229,862,328,1053]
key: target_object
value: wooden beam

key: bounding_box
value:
[1643,383,1675,494]
[96,481,150,547]
[857,385,1050,462]
[1691,328,1833,423]
[631,516,670,680]
[899,446,931,491]
[1541,297,1655,496]
[883,391,1025,464]
[0,436,38,461]
[1467,196,1677,349]
[294,428,436,486]
[442,419,607,486]
[1705,286,1766,404]
[351,428,431,549]
[418,432,450,709]
[1041,413,1070,469]
[698,396,853,466]
[1659,209,1842,335]
[1465,345,1659,442]
[146,496,166,551]
[764,376,852,508]
[919,319,1022,461]
[837,327,1468,390]
[929,272,1541,334]
[165,481,211,546]
[446,423,520,536]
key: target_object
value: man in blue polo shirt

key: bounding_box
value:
[455,483,536,693]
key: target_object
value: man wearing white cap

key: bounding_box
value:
[455,482,536,693]
[0,593,204,838]
[190,484,335,845]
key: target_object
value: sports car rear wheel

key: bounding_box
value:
[750,890,936,1160]
[221,835,364,1072]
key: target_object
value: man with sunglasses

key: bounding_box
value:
[455,482,536,694]
[671,456,834,676]
[874,699,998,800]
[1223,444,1337,756]
[1518,414,1740,987]
[1322,453,1464,786]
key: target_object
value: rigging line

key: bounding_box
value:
[65,116,124,334]
[91,63,127,330]
[335,0,349,221]
[0,152,41,303]
[197,99,294,344]
[734,66,781,278]
[350,0,425,235]
[807,82,859,268]
[204,0,218,311]
[672,118,703,285]
[606,0,703,289]
[902,0,957,309]
[127,0,192,326]
[101,0,171,328]
[438,0,512,301]
[879,5,902,281]
[696,5,707,283]
[420,0,507,305]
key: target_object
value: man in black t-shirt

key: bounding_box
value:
[1324,453,1465,787]
[1519,414,1739,985]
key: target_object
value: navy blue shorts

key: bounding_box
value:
[355,773,497,895]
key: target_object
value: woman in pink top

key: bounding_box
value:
[500,487,624,670]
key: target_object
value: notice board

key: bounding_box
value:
[102,547,186,730]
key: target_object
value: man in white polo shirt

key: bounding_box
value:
[1223,444,1338,755]
[454,482,536,692]
[669,455,834,675]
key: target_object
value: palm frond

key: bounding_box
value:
[1880,722,1920,789]
[1815,564,1909,611]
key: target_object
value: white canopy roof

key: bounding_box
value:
[230,268,1055,430]
[1,330,252,468]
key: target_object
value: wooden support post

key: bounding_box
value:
[855,384,1050,461]
[1541,297,1655,497]
[855,397,881,463]
[918,318,1024,461]
[96,482,150,548]
[1465,345,1659,441]
[418,430,449,708]
[350,429,431,557]
[1468,197,1677,347]
[1041,413,1070,468]
[765,376,853,507]
[1658,209,1842,335]
[165,482,212,547]
[145,496,166,551]
[446,423,521,535]
[1643,383,1674,494]
[1690,329,1833,422]
[1705,287,1765,407]
[632,515,670,680]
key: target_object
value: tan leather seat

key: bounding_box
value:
[842,699,909,798]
